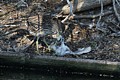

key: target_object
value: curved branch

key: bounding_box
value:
[113,0,120,22]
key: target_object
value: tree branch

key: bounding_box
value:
[113,0,120,22]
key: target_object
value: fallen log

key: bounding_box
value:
[0,51,120,75]
[62,0,112,14]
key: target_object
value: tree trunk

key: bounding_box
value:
[0,51,120,75]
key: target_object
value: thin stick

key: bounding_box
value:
[66,0,73,15]
[61,0,74,23]
[116,0,120,7]
[73,11,113,19]
[96,0,104,28]
[61,14,71,23]
[113,0,120,22]
[56,11,113,19]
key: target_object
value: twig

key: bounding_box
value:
[116,0,120,7]
[113,0,120,22]
[66,0,73,15]
[58,11,113,19]
[73,11,113,19]
[110,21,120,29]
[61,0,74,23]
[61,14,71,23]
[96,0,104,28]
[103,19,120,30]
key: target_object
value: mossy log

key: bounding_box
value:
[0,51,120,75]
[62,0,112,14]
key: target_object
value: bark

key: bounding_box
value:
[0,51,120,75]
[62,0,112,14]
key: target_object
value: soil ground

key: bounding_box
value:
[0,0,120,62]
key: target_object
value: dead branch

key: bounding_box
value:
[57,11,113,19]
[66,0,73,15]
[96,0,104,28]
[62,0,112,14]
[61,14,71,23]
[116,0,120,7]
[113,0,120,22]
[61,0,74,23]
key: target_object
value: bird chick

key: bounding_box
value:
[50,41,72,56]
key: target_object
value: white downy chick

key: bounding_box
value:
[51,35,91,56]
[50,36,72,56]
[55,41,71,56]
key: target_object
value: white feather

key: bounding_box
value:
[73,47,91,55]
